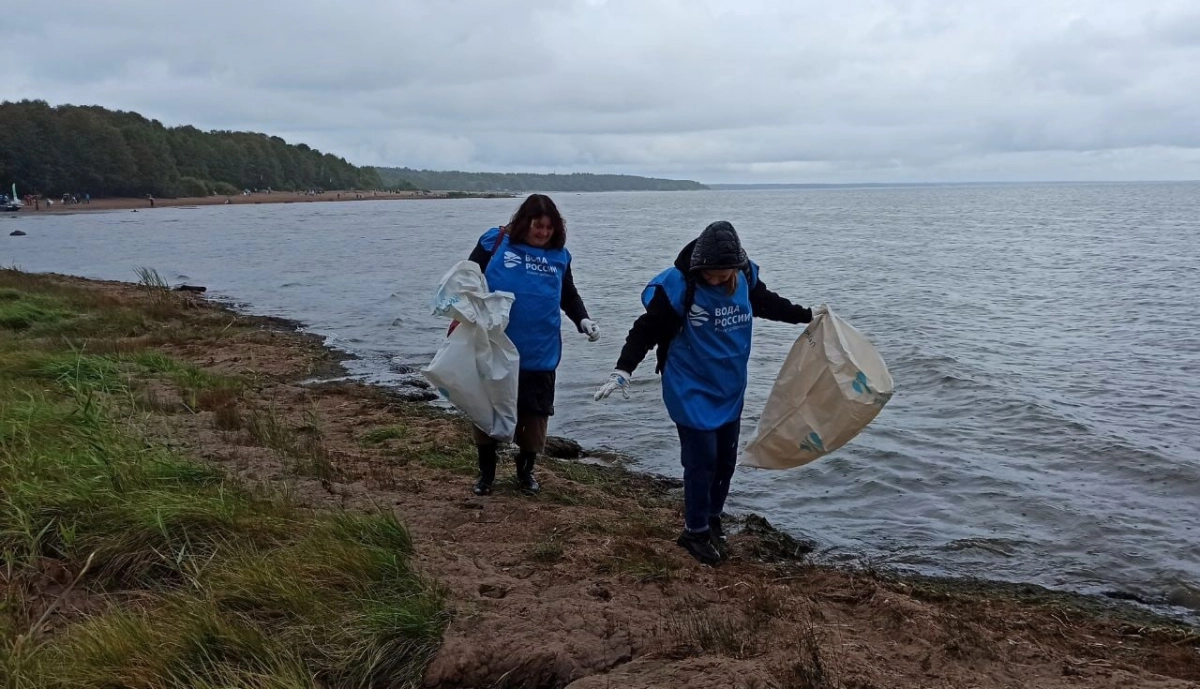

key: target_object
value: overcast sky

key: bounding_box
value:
[5,0,1199,183]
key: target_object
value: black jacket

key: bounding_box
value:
[615,239,812,375]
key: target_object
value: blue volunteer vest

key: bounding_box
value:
[643,263,760,430]
[481,228,570,372]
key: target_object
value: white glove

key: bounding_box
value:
[594,370,632,401]
[580,318,600,342]
[811,304,829,320]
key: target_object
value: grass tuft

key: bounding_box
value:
[599,539,675,584]
[667,609,754,658]
[361,425,410,445]
[0,298,74,332]
[527,529,568,564]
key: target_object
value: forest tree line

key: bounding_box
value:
[374,167,707,192]
[0,100,388,198]
[1,100,708,199]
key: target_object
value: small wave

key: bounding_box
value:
[944,538,1019,557]
[935,373,980,387]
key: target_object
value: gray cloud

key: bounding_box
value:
[6,0,1199,182]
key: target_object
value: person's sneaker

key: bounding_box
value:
[708,515,726,543]
[676,530,721,566]
[472,477,493,496]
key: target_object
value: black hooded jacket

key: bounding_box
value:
[615,238,813,375]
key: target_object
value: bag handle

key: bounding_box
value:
[491,225,508,256]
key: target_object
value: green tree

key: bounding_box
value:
[373,167,707,193]
[0,100,388,198]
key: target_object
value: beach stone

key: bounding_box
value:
[1102,590,1150,604]
[586,583,612,601]
[393,373,431,389]
[391,388,438,403]
[1166,585,1200,610]
[740,513,817,561]
[479,583,508,599]
[174,284,206,292]
[544,436,584,459]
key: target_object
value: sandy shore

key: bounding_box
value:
[15,189,512,214]
[4,271,1198,688]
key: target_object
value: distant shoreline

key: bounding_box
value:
[706,180,1200,190]
[15,189,515,214]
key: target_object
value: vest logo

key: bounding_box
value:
[711,304,753,331]
[522,253,558,275]
[503,251,559,276]
[688,304,710,327]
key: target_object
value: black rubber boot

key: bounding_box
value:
[708,515,726,544]
[473,444,497,496]
[676,529,721,566]
[516,452,540,494]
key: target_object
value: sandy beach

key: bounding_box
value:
[14,189,511,214]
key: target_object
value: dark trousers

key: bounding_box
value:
[676,419,741,533]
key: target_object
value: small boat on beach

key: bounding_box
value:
[2,184,22,211]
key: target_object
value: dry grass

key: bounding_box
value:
[598,539,675,584]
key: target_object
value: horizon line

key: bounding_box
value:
[699,179,1200,187]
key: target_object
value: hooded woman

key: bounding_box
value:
[468,194,600,495]
[594,221,825,565]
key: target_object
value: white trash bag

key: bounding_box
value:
[742,307,893,469]
[421,260,520,442]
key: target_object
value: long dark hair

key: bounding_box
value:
[506,194,566,249]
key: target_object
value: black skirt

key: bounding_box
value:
[517,369,557,417]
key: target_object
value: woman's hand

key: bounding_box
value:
[594,370,632,401]
[580,318,601,342]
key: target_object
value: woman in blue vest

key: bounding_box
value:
[468,194,600,495]
[594,221,824,565]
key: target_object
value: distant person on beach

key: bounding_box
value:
[594,221,823,566]
[147,194,155,208]
[464,193,600,496]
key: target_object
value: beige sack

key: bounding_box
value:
[742,308,893,469]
